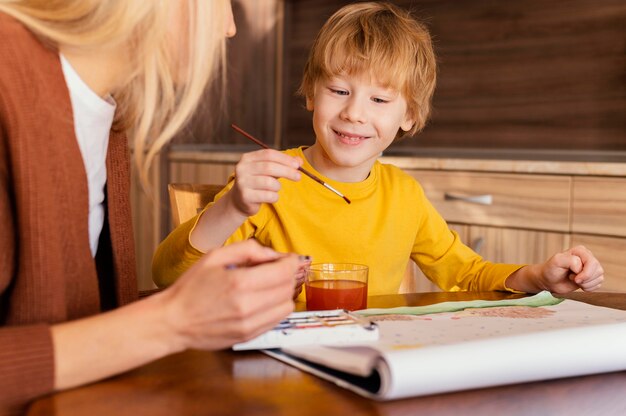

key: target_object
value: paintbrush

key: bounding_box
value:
[231,124,351,204]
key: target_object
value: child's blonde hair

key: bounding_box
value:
[0,0,229,186]
[299,1,436,137]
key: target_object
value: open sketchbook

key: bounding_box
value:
[265,292,626,400]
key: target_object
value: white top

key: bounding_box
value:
[60,54,116,257]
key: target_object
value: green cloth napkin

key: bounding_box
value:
[356,290,563,317]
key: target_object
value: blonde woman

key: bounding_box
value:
[0,1,301,412]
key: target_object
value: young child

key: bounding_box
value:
[153,1,604,298]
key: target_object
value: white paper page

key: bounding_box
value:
[379,321,626,399]
[278,299,626,400]
[370,296,626,349]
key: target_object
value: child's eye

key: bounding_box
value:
[372,97,389,104]
[329,88,349,96]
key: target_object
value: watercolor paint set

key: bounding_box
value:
[232,310,379,351]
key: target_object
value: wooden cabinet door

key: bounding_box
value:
[572,177,626,238]
[441,226,568,292]
[468,226,570,265]
[571,234,626,293]
[401,225,570,294]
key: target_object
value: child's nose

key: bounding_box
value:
[340,98,367,124]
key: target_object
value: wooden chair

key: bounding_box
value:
[168,183,225,227]
[139,183,223,297]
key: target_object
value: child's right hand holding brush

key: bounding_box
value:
[189,148,302,252]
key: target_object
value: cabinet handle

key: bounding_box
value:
[444,192,493,205]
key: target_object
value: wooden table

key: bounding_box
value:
[28,292,626,416]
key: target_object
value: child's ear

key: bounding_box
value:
[306,96,314,111]
[400,113,415,132]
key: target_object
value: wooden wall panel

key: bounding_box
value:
[176,0,280,147]
[281,0,626,152]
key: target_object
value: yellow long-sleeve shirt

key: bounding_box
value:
[153,147,523,298]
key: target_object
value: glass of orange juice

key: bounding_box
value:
[305,263,368,311]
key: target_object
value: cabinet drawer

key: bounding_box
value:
[407,171,571,232]
[468,226,569,264]
[571,234,626,292]
[572,177,626,238]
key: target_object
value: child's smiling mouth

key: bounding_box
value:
[333,129,370,145]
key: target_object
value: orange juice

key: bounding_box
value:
[305,279,367,311]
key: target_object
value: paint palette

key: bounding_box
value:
[232,310,379,351]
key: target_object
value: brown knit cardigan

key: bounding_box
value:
[0,13,138,414]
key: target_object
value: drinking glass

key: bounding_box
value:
[305,263,368,311]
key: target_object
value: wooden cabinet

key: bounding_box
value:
[571,177,626,291]
[401,225,570,293]
[397,167,626,293]
[400,170,572,293]
[570,234,626,292]
[572,177,626,237]
[466,226,570,265]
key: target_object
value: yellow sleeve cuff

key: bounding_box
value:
[152,212,206,288]
[502,264,528,294]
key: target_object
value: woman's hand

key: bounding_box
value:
[228,149,302,217]
[159,240,301,351]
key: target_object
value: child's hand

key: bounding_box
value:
[229,149,302,217]
[539,245,604,293]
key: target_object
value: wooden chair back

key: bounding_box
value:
[168,183,225,227]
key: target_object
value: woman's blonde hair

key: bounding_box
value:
[299,1,436,137]
[0,0,229,186]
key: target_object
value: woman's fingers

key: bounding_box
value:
[200,239,280,269]
[164,243,300,351]
[228,253,300,293]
